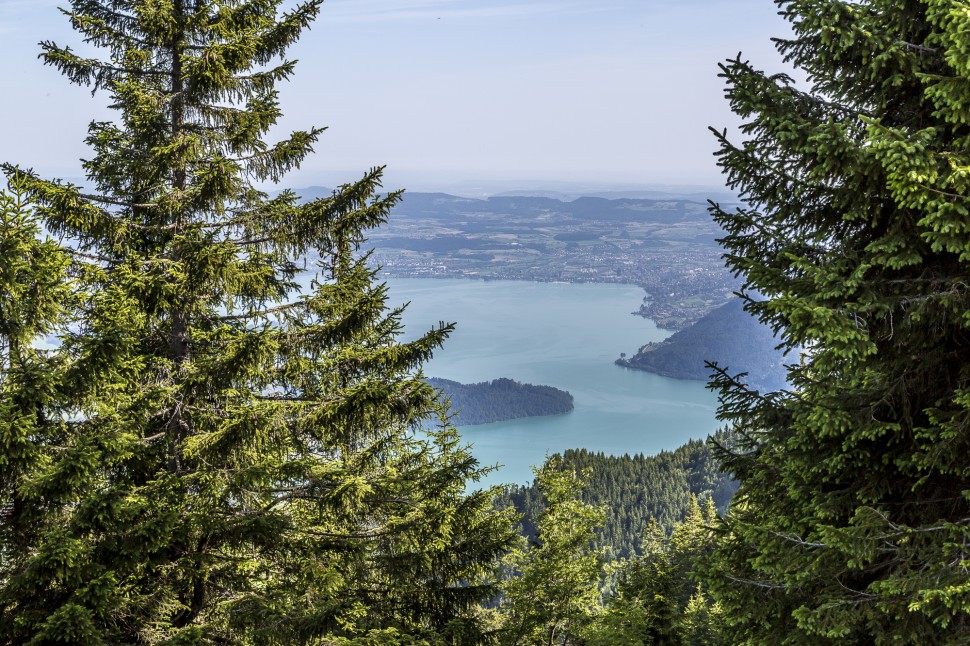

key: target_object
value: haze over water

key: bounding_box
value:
[387,278,721,485]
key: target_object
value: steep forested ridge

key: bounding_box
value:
[619,296,789,392]
[427,377,574,426]
[498,459,607,646]
[497,433,737,561]
[491,444,734,644]
[585,495,727,646]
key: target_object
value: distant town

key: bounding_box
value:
[362,191,740,329]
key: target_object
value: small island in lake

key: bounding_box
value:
[428,377,574,426]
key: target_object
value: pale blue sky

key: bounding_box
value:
[1,0,791,192]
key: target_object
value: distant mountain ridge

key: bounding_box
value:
[618,298,790,392]
[489,188,737,202]
[289,182,736,201]
[293,186,711,224]
[402,193,712,224]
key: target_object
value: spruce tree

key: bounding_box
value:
[0,1,515,643]
[499,458,605,646]
[584,520,679,646]
[0,180,72,627]
[707,0,970,642]
[585,498,724,645]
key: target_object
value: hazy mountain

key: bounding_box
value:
[619,298,790,392]
[386,192,711,223]
[291,186,721,223]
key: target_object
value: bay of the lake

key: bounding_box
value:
[384,278,721,486]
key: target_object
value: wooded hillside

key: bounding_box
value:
[428,377,574,426]
[497,432,738,561]
[619,297,789,392]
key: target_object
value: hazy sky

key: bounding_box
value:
[1,0,792,192]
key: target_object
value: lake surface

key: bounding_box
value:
[385,278,720,486]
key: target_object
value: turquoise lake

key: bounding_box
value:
[384,278,721,486]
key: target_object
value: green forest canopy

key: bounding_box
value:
[496,433,737,562]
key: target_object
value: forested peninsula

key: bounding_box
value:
[618,296,789,392]
[427,377,574,426]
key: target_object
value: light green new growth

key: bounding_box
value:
[498,458,606,646]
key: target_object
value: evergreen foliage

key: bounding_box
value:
[584,496,726,646]
[497,434,737,561]
[427,377,574,426]
[0,179,73,636]
[706,0,970,641]
[0,1,516,643]
[497,458,606,646]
